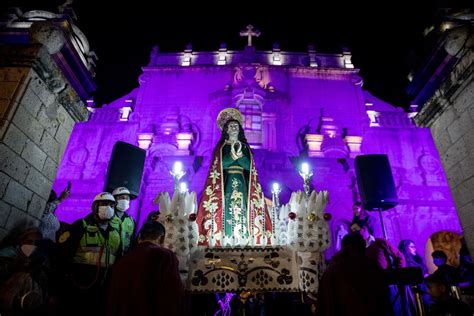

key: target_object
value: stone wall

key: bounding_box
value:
[415,27,474,256]
[0,16,94,238]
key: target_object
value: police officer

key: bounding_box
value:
[58,192,121,316]
[112,187,136,254]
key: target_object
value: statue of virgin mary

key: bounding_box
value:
[196,108,272,247]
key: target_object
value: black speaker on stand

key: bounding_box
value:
[354,154,398,239]
[104,141,146,197]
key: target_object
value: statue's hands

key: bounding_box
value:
[230,141,243,160]
[234,141,242,155]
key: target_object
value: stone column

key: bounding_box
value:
[0,19,94,237]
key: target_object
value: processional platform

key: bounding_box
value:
[157,188,330,295]
[185,246,323,294]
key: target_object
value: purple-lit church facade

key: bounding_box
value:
[52,37,461,259]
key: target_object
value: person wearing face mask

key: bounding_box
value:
[0,225,49,316]
[0,225,44,280]
[57,192,121,316]
[111,187,136,255]
[431,250,462,287]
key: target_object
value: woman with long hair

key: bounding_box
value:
[398,239,428,275]
[398,239,433,313]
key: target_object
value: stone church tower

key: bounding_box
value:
[409,10,474,257]
[0,7,96,237]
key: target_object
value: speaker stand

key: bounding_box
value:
[412,285,426,316]
[377,208,388,240]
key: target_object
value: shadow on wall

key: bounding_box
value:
[425,231,463,273]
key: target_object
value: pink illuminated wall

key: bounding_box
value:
[52,45,461,258]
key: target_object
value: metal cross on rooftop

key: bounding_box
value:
[239,25,261,47]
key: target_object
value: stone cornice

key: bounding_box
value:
[34,45,89,122]
[415,49,474,127]
[142,64,359,80]
[1,15,97,102]
[29,20,97,101]
[0,43,88,122]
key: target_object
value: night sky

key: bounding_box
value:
[2,0,470,109]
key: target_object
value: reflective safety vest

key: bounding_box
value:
[73,220,121,267]
[120,216,135,254]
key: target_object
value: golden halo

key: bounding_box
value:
[216,108,243,131]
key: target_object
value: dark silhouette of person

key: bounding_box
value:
[458,238,474,293]
[425,273,472,316]
[431,250,462,286]
[351,201,374,235]
[316,233,393,316]
[107,221,184,316]
[0,223,49,316]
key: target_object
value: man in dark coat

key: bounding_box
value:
[431,250,462,286]
[350,221,406,269]
[107,221,184,316]
[316,233,393,316]
[351,220,413,316]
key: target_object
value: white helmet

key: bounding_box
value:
[112,187,131,197]
[93,192,116,204]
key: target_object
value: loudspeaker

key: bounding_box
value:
[104,141,146,197]
[355,154,398,210]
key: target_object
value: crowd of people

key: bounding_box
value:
[0,186,184,316]
[1,187,474,316]
[316,201,474,316]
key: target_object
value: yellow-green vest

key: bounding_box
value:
[120,216,135,254]
[73,220,121,267]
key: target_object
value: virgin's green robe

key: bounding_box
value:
[221,143,250,238]
[197,141,272,247]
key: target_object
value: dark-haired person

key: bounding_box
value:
[316,233,392,316]
[351,201,374,235]
[398,239,428,276]
[107,221,184,316]
[350,221,406,270]
[0,224,49,316]
[398,239,433,308]
[425,273,472,316]
[431,250,462,287]
[351,221,413,315]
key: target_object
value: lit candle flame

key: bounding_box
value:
[301,162,310,175]
[173,161,183,174]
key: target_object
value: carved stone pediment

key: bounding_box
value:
[233,65,271,90]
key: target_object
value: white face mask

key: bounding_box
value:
[21,244,37,257]
[116,200,130,212]
[98,206,114,220]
